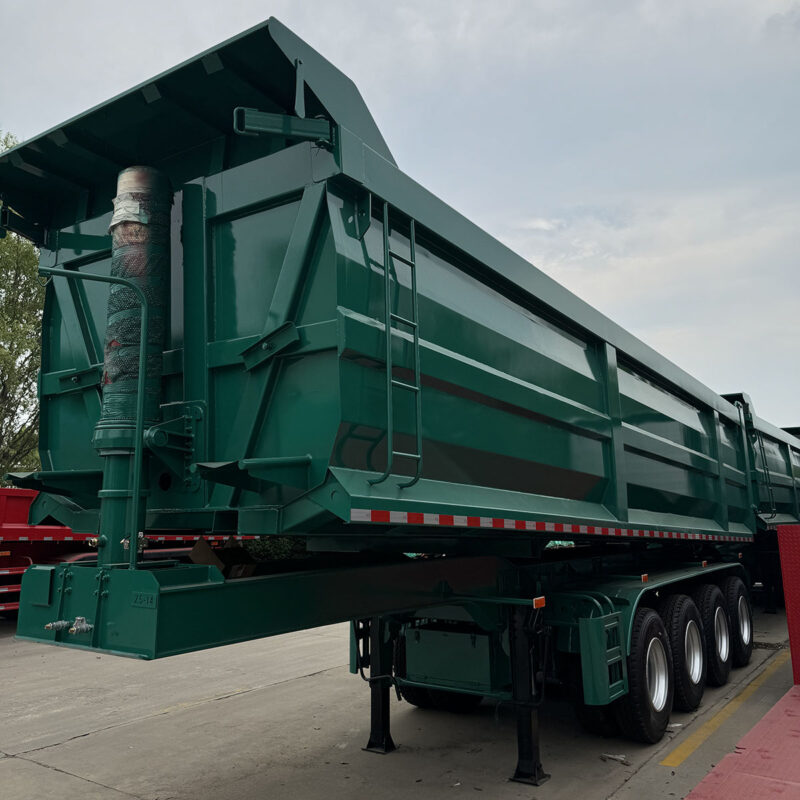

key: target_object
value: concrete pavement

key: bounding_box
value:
[0,609,791,800]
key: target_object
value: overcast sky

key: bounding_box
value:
[2,1,798,426]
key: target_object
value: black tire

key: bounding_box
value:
[722,576,754,668]
[427,688,483,713]
[658,594,706,712]
[399,684,435,708]
[614,607,674,743]
[692,584,732,687]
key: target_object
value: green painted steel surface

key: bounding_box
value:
[403,628,504,695]
[17,556,505,659]
[2,19,796,549]
[0,18,393,242]
[2,18,798,670]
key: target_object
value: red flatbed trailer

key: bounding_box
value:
[0,488,253,614]
[0,488,78,613]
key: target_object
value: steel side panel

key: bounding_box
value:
[15,27,797,541]
[16,558,505,659]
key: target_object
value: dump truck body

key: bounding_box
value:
[1,17,798,785]
[2,19,796,546]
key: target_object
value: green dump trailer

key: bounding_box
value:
[2,17,798,785]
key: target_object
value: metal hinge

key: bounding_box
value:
[233,107,334,149]
[144,403,204,490]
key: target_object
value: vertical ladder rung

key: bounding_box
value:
[388,249,415,268]
[369,203,423,489]
[391,379,419,393]
[389,313,417,328]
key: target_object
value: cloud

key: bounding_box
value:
[765,3,800,37]
[519,217,566,232]
[497,181,799,423]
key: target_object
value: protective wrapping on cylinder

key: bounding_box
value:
[100,167,171,425]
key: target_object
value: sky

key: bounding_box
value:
[2,0,798,426]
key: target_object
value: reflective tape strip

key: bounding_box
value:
[140,534,256,543]
[349,509,751,543]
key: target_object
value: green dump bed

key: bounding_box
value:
[1,18,798,552]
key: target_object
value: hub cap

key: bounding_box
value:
[646,637,669,712]
[738,595,751,645]
[684,619,704,684]
[714,606,730,662]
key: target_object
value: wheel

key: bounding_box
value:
[722,576,753,668]
[399,684,435,708]
[692,584,731,686]
[427,688,483,713]
[615,607,674,743]
[659,594,706,711]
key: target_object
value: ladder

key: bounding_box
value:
[369,201,423,488]
[755,432,777,519]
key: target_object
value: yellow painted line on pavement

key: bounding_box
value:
[660,649,790,768]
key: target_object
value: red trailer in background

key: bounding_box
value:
[0,488,253,615]
[0,488,82,614]
[778,524,800,685]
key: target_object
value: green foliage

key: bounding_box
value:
[0,131,43,480]
[0,131,17,153]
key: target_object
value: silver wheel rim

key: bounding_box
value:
[714,606,730,662]
[738,595,751,645]
[685,619,704,684]
[646,637,669,712]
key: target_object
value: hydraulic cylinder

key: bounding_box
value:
[93,167,171,565]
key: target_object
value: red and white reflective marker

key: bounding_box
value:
[349,509,752,544]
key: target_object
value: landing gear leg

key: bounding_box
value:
[362,616,397,754]
[508,606,550,786]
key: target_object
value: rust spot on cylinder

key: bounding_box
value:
[98,166,172,427]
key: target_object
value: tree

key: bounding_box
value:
[0,131,43,479]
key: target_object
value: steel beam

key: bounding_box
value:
[363,617,397,754]
[508,606,549,786]
[233,107,332,144]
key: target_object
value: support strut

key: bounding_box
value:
[363,616,397,754]
[508,606,549,785]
